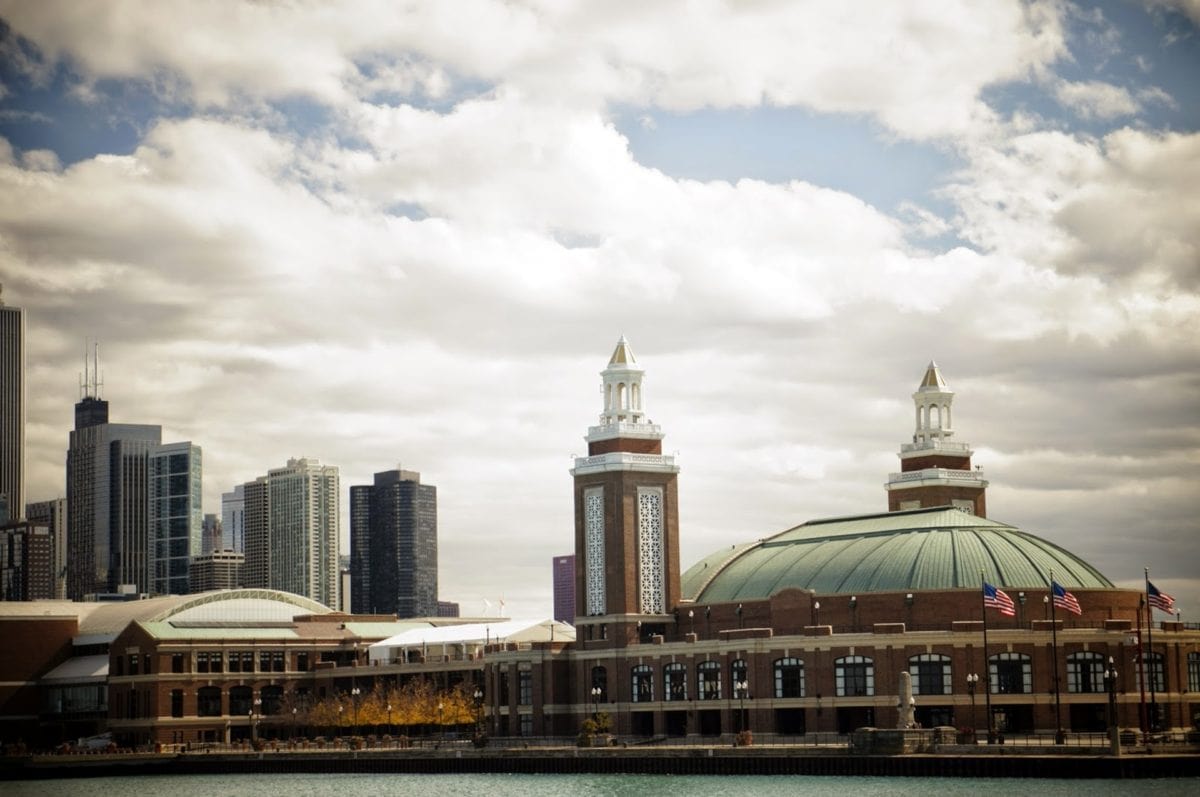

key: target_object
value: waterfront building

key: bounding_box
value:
[552,554,575,624]
[350,468,437,618]
[27,497,67,598]
[477,339,1200,740]
[0,288,24,521]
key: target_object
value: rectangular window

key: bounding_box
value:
[1189,654,1200,693]
[229,653,242,673]
[171,689,184,718]
[297,652,309,672]
[499,671,510,705]
[518,670,532,706]
[272,651,285,672]
[991,655,1031,694]
[128,654,139,676]
[171,653,184,674]
[210,652,223,674]
[584,488,606,616]
[519,714,533,737]
[196,652,209,674]
[260,651,272,673]
[143,654,151,674]
[1067,654,1104,693]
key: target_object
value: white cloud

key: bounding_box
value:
[0,0,1068,140]
[1052,79,1140,120]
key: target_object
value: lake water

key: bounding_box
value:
[6,773,1200,797]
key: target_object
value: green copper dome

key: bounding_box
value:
[681,506,1113,603]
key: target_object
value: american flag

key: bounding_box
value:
[1147,581,1175,614]
[1052,581,1082,616]
[983,582,1015,616]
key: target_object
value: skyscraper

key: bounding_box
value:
[26,498,66,599]
[0,287,24,522]
[65,353,163,599]
[220,484,245,553]
[240,458,339,608]
[149,442,202,595]
[349,468,437,617]
[552,554,575,623]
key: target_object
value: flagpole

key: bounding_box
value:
[1049,571,1063,744]
[1144,567,1157,732]
[980,570,993,744]
[1135,593,1147,739]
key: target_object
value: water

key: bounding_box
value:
[5,773,1199,797]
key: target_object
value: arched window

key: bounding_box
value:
[631,664,654,703]
[664,662,687,701]
[697,660,722,700]
[616,382,627,411]
[835,656,874,697]
[228,685,252,716]
[989,652,1031,694]
[261,684,283,715]
[591,666,608,703]
[730,659,748,696]
[930,404,941,428]
[632,383,641,410]
[1137,652,1167,692]
[774,657,805,698]
[909,653,951,695]
[1066,652,1104,693]
[197,686,222,717]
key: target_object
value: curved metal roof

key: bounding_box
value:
[681,506,1113,603]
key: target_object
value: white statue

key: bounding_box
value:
[897,671,916,729]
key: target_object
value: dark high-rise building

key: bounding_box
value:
[26,498,66,598]
[552,554,575,623]
[0,520,53,600]
[65,355,163,599]
[350,468,437,617]
[0,288,24,522]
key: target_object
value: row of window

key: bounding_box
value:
[590,651,1186,702]
[116,650,302,676]
[182,685,288,718]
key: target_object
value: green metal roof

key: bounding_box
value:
[139,622,304,640]
[681,506,1113,603]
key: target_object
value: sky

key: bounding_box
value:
[0,1,1197,620]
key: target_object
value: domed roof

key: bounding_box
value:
[681,506,1113,603]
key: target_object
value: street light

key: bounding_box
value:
[1104,657,1120,755]
[590,686,602,721]
[437,701,444,740]
[473,688,484,739]
[250,697,262,744]
[735,680,749,736]
[337,704,343,738]
[291,706,297,740]
[386,703,393,739]
[688,609,695,636]
[812,600,821,626]
[966,673,979,740]
[350,686,361,736]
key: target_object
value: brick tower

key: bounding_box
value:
[885,361,988,516]
[571,337,681,639]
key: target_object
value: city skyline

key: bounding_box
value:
[0,2,1197,618]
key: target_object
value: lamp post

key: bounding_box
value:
[737,603,744,629]
[473,688,484,739]
[849,595,857,631]
[735,679,749,737]
[251,697,262,744]
[337,704,343,738]
[966,673,979,741]
[688,609,695,636]
[437,701,444,741]
[812,600,821,626]
[350,686,361,736]
[291,706,297,740]
[590,686,601,722]
[1104,656,1120,756]
[386,703,393,739]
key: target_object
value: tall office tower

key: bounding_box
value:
[26,498,67,598]
[201,513,221,555]
[240,477,269,589]
[239,458,339,607]
[220,484,245,552]
[0,287,24,522]
[65,351,163,599]
[148,442,202,595]
[349,468,437,617]
[552,554,575,624]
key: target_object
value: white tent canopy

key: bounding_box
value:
[367,619,575,665]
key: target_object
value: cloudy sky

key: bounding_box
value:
[1,1,1197,619]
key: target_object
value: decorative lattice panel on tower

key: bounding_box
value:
[637,487,664,614]
[584,487,606,615]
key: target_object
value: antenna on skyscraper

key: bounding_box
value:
[93,341,103,398]
[80,339,89,400]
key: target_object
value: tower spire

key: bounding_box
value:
[885,361,988,516]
